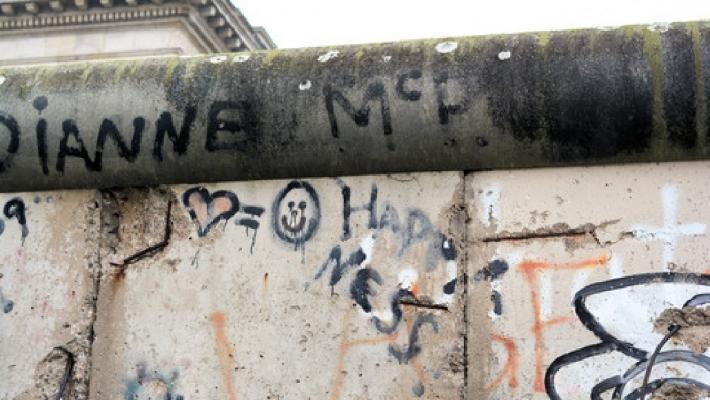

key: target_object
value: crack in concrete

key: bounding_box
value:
[477,219,626,248]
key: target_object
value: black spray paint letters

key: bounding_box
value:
[1,96,265,175]
[545,272,710,400]
[339,180,378,241]
[0,197,29,244]
[337,180,442,259]
[271,180,320,250]
[388,313,439,364]
[323,81,392,139]
[475,259,509,316]
[323,72,467,151]
[350,268,383,313]
[206,101,258,152]
[0,74,472,175]
[182,187,265,251]
[0,111,20,174]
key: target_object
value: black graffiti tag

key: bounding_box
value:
[388,313,439,364]
[271,180,320,250]
[0,197,29,244]
[182,187,239,237]
[545,272,710,400]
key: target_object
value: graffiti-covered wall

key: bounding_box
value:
[468,161,710,400]
[1,162,709,399]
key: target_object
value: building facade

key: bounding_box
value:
[0,0,274,66]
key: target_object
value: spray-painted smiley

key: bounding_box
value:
[271,180,320,249]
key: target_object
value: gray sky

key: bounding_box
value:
[234,0,710,49]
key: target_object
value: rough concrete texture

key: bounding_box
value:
[0,190,99,400]
[3,161,710,399]
[90,173,466,399]
[0,21,708,191]
[467,161,710,400]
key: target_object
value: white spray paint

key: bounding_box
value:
[317,50,340,63]
[487,279,503,320]
[372,308,394,323]
[631,185,706,269]
[0,76,6,85]
[232,54,250,63]
[398,268,418,292]
[209,55,228,64]
[382,55,392,63]
[435,41,458,54]
[649,22,671,33]
[571,270,590,300]
[359,233,375,267]
[607,254,624,279]
[497,50,512,60]
[585,281,709,352]
[298,80,312,91]
[478,185,501,228]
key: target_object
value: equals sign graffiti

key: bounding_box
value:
[235,205,265,254]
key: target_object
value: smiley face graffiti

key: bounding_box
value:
[271,180,320,250]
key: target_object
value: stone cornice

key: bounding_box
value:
[0,0,275,50]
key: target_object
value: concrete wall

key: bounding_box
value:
[1,161,709,399]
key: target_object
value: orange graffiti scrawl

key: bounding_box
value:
[519,253,609,392]
[210,311,238,400]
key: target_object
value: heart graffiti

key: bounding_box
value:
[182,187,239,237]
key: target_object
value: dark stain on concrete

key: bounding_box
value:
[662,27,698,149]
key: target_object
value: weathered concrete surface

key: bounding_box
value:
[0,21,708,191]
[466,161,710,400]
[0,190,99,400]
[90,173,465,399]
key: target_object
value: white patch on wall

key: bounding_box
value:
[631,185,706,269]
[398,268,418,292]
[497,50,512,60]
[382,55,392,63]
[209,55,228,64]
[232,54,250,63]
[608,254,624,279]
[317,50,340,63]
[435,41,458,54]
[571,270,590,300]
[584,281,708,352]
[372,308,393,323]
[359,233,375,267]
[0,76,6,85]
[649,22,671,32]
[487,279,503,320]
[298,80,312,91]
[478,185,501,228]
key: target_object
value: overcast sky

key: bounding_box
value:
[234,0,710,49]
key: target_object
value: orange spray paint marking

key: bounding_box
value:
[486,334,519,390]
[519,253,609,392]
[329,309,400,400]
[210,311,237,400]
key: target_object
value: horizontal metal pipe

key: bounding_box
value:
[0,20,708,191]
